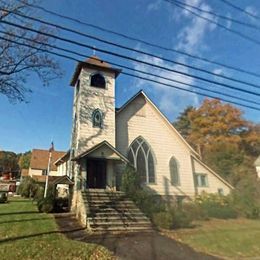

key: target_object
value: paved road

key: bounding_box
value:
[55,213,219,260]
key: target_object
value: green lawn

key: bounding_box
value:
[163,218,260,258]
[0,198,113,260]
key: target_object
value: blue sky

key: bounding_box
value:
[1,0,260,153]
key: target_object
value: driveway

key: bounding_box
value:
[55,213,219,260]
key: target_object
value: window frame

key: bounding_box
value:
[127,136,156,184]
[169,156,180,186]
[92,109,103,128]
[90,73,106,89]
[195,173,209,187]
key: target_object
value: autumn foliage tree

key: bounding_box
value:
[173,99,260,185]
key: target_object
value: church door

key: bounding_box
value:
[87,159,107,189]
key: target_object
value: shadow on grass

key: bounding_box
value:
[0,211,38,216]
[0,217,51,225]
[0,227,86,244]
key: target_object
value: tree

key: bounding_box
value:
[173,106,194,139]
[0,151,19,173]
[0,0,61,102]
[18,150,31,169]
[173,99,259,185]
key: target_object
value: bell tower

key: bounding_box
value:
[70,56,121,156]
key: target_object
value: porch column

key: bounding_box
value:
[81,160,87,191]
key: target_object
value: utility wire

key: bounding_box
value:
[12,0,260,78]
[2,29,260,107]
[165,0,260,46]
[3,8,260,90]
[0,34,259,111]
[219,0,260,21]
[1,19,260,98]
[163,0,260,31]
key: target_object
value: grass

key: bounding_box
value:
[0,197,113,260]
[163,218,260,258]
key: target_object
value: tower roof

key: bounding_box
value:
[70,56,121,86]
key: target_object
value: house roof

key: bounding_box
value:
[30,149,66,171]
[72,140,129,163]
[254,156,260,166]
[70,55,122,86]
[31,175,73,185]
[116,90,200,158]
[54,150,70,166]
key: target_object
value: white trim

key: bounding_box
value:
[116,90,200,158]
[191,155,234,189]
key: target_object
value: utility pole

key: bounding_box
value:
[44,142,54,198]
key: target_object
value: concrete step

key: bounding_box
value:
[90,226,153,232]
[88,207,143,213]
[88,216,149,222]
[87,201,138,207]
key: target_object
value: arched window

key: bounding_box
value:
[92,109,103,128]
[169,157,180,186]
[127,137,155,184]
[90,73,106,88]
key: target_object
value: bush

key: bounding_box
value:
[153,212,173,229]
[121,165,141,196]
[231,178,260,219]
[18,177,40,198]
[181,202,209,220]
[133,189,166,218]
[152,208,193,229]
[37,197,54,213]
[54,197,69,212]
[36,184,55,213]
[195,193,237,219]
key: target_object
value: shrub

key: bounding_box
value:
[152,212,173,229]
[181,202,209,221]
[152,208,193,229]
[36,184,55,213]
[18,177,44,198]
[121,165,141,196]
[37,197,54,213]
[133,189,166,218]
[231,178,260,219]
[195,192,237,219]
[54,197,69,212]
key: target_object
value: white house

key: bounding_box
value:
[67,55,233,204]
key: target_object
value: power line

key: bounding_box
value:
[2,29,260,108]
[164,0,260,46]
[219,0,260,21]
[0,34,260,111]
[12,0,260,78]
[1,19,260,98]
[163,0,260,31]
[3,9,260,90]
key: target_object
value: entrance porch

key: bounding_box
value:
[72,141,128,191]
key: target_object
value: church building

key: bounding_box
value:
[66,56,233,222]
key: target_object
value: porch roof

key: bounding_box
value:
[72,141,129,163]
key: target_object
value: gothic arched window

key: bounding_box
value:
[127,136,155,184]
[90,73,106,88]
[92,109,103,128]
[169,157,180,186]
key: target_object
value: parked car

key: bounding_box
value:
[0,191,8,203]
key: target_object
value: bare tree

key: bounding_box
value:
[0,0,62,102]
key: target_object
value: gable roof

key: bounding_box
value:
[116,90,200,158]
[191,155,234,189]
[72,140,129,163]
[70,56,121,86]
[30,149,66,171]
